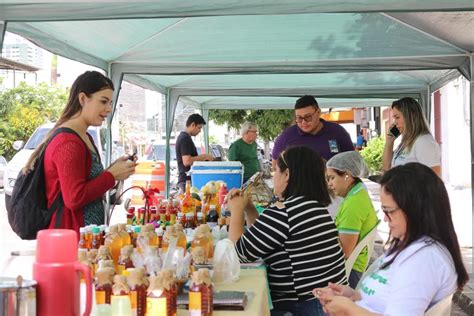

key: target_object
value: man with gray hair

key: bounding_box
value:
[228,122,260,182]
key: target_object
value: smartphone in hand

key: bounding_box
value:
[389,125,401,138]
[128,151,137,161]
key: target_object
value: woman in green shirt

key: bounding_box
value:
[326,151,378,288]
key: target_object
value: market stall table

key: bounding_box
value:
[178,268,270,316]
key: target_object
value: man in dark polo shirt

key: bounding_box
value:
[176,113,213,193]
[272,95,354,168]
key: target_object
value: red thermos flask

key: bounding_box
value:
[33,229,93,316]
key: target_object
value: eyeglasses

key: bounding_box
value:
[381,206,400,220]
[295,109,318,123]
[247,130,258,134]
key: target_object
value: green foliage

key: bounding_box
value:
[208,110,247,131]
[209,109,293,141]
[0,82,68,159]
[360,136,385,173]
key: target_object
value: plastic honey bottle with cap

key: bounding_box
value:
[117,245,134,275]
[189,268,213,316]
[131,226,141,248]
[95,267,115,305]
[95,246,113,272]
[146,270,177,316]
[110,275,132,316]
[87,249,98,275]
[145,223,159,247]
[118,223,131,246]
[105,225,122,267]
[181,180,195,216]
[78,227,89,249]
[128,268,148,316]
[91,226,102,250]
[191,225,211,263]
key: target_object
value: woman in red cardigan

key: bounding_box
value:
[24,71,137,234]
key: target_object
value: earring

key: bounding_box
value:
[344,175,349,181]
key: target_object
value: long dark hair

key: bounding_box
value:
[380,163,468,289]
[277,146,331,206]
[24,71,113,172]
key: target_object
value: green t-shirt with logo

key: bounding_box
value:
[227,138,260,180]
[335,182,378,273]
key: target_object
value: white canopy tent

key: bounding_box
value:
[1,2,473,209]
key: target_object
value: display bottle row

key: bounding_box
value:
[88,267,213,316]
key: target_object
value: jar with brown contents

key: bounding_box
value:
[146,270,177,316]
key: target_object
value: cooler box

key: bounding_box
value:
[190,161,244,190]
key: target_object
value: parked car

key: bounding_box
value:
[0,156,7,188]
[3,123,103,202]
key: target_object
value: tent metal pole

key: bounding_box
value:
[0,21,5,55]
[470,54,474,246]
[202,108,210,154]
[104,68,123,224]
[166,89,180,197]
[426,88,432,124]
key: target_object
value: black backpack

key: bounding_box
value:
[6,127,79,240]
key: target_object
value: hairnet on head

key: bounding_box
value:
[326,151,369,178]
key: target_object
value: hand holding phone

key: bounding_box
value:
[128,150,137,161]
[388,125,400,138]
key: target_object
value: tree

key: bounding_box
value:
[360,136,385,173]
[209,109,293,142]
[209,108,294,159]
[0,82,68,159]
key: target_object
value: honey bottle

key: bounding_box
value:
[91,226,102,249]
[181,180,195,215]
[117,245,134,275]
[78,227,89,249]
[96,245,113,274]
[155,226,164,248]
[128,267,148,316]
[191,225,210,264]
[118,223,131,246]
[87,248,98,275]
[146,270,177,316]
[132,226,141,248]
[77,248,93,279]
[161,225,187,257]
[189,268,213,316]
[145,224,158,247]
[95,267,115,304]
[105,225,122,266]
[111,275,132,315]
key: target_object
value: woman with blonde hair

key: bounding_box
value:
[382,97,440,175]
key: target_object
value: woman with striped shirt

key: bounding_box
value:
[227,146,347,316]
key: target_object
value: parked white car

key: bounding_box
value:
[3,123,103,202]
